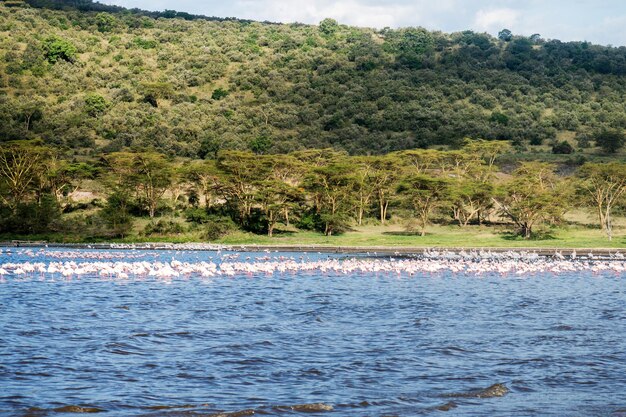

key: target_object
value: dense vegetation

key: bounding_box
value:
[1,139,625,243]
[3,0,626,156]
[1,1,626,245]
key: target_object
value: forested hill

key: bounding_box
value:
[2,0,626,157]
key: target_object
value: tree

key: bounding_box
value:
[493,162,569,238]
[85,94,108,117]
[498,29,512,42]
[255,180,299,237]
[319,18,339,36]
[397,174,449,236]
[101,151,136,191]
[595,129,625,154]
[133,152,173,218]
[391,27,434,68]
[96,13,117,32]
[449,179,494,227]
[578,163,626,241]
[395,149,442,174]
[101,191,134,238]
[216,151,268,224]
[369,155,399,224]
[262,154,305,226]
[42,36,77,64]
[17,97,45,133]
[0,141,47,211]
[304,163,354,236]
[198,133,222,160]
[350,158,375,226]
[462,139,512,170]
[552,141,574,154]
[140,82,173,108]
[183,160,221,209]
[211,88,229,101]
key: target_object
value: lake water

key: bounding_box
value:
[0,248,625,416]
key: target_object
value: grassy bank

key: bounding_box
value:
[2,219,625,250]
[216,224,626,249]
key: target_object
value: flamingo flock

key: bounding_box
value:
[0,248,625,281]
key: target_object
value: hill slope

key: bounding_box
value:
[2,0,626,157]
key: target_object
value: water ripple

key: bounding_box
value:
[0,248,625,416]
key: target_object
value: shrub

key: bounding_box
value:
[211,87,229,100]
[204,215,236,240]
[143,219,185,235]
[184,207,211,224]
[552,140,574,154]
[42,36,77,64]
[595,129,625,154]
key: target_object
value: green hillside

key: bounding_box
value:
[2,0,626,157]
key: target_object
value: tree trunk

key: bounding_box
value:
[598,203,606,232]
[379,200,389,224]
[605,207,612,241]
[419,213,427,236]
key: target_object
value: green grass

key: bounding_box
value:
[2,213,625,249]
[214,223,626,249]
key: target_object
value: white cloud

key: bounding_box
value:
[97,0,626,45]
[235,0,415,28]
[473,8,520,32]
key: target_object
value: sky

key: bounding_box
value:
[100,0,626,46]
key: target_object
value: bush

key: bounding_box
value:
[552,140,574,154]
[143,219,185,236]
[211,87,229,100]
[43,36,77,64]
[296,210,323,231]
[575,132,592,148]
[84,93,108,116]
[204,215,237,240]
[0,195,61,234]
[100,192,133,238]
[184,207,211,224]
[595,129,625,154]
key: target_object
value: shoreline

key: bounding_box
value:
[1,241,624,257]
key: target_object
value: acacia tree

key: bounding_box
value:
[133,152,173,218]
[578,162,626,241]
[449,179,494,227]
[262,154,305,226]
[217,151,268,224]
[184,160,222,209]
[370,155,399,225]
[100,152,139,233]
[462,139,512,171]
[395,149,442,174]
[350,158,375,226]
[256,180,299,237]
[493,162,569,239]
[397,174,449,236]
[0,141,46,211]
[304,163,354,236]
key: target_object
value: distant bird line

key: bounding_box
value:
[1,249,625,281]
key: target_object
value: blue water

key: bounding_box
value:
[0,248,625,416]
